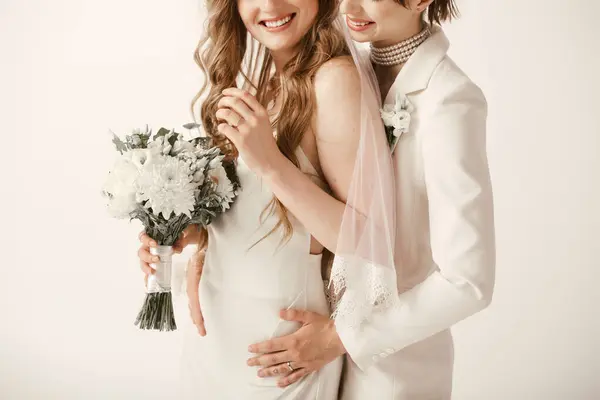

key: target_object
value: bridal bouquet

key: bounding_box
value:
[102,124,240,331]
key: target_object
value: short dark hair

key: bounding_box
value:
[395,0,459,25]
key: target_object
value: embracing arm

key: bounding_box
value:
[260,58,362,251]
[338,82,496,370]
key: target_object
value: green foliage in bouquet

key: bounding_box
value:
[103,123,240,331]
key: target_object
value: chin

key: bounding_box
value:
[348,33,370,43]
[348,31,374,44]
[249,28,298,53]
[262,38,296,53]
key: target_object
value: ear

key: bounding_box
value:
[410,0,434,13]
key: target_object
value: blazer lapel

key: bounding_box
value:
[383,25,450,105]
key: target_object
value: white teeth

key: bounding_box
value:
[349,20,371,27]
[264,15,292,28]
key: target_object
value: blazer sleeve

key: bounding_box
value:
[337,82,496,371]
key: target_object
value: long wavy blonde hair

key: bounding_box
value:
[191,0,349,249]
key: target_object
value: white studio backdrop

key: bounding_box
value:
[1,0,598,399]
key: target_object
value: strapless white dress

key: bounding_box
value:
[179,149,342,399]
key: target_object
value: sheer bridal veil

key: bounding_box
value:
[329,16,399,330]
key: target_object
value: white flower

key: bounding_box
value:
[391,110,411,135]
[191,157,210,183]
[208,157,235,210]
[147,133,174,156]
[209,155,224,170]
[105,194,138,219]
[380,92,413,134]
[380,93,414,153]
[380,104,398,127]
[126,148,160,170]
[102,156,140,218]
[135,155,197,219]
[196,157,209,171]
[131,126,151,136]
[171,139,197,157]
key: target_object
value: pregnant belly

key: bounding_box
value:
[194,278,308,387]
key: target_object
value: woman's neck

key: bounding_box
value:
[371,19,428,101]
[371,18,424,49]
[374,63,402,103]
[375,63,404,83]
[271,45,299,72]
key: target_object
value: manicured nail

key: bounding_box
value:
[153,256,160,262]
[257,371,264,377]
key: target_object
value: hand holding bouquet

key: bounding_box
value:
[102,124,239,331]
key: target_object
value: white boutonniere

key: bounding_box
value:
[380,92,413,154]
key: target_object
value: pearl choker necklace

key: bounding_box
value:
[370,26,431,66]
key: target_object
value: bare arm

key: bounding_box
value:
[247,82,495,385]
[258,58,362,251]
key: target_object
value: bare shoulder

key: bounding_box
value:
[313,56,360,101]
[312,56,361,142]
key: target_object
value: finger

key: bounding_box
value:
[218,96,255,122]
[138,231,157,247]
[139,259,153,276]
[247,350,291,367]
[222,88,263,113]
[278,368,309,388]
[215,108,244,127]
[248,336,289,354]
[188,291,206,336]
[138,246,160,264]
[279,308,315,324]
[257,363,295,378]
[217,123,240,142]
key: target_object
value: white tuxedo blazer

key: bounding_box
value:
[338,26,496,399]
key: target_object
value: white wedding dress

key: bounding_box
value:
[179,148,342,399]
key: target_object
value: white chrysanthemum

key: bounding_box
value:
[102,156,140,218]
[208,159,235,210]
[135,155,197,219]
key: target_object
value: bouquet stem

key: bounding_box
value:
[134,246,177,331]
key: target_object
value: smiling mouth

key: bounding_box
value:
[259,13,296,29]
[346,16,375,29]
